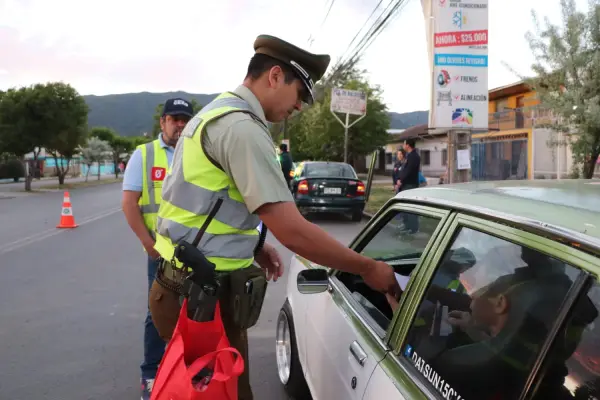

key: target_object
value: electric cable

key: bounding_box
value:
[307,0,336,47]
[320,0,406,91]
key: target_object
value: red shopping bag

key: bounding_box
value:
[151,298,245,400]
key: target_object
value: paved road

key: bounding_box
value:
[0,182,365,399]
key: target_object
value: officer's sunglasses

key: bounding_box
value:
[167,114,192,124]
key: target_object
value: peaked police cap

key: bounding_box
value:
[253,34,331,104]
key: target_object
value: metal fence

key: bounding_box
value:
[476,107,600,180]
[471,137,528,181]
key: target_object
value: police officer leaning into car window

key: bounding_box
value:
[121,98,194,400]
[148,34,401,400]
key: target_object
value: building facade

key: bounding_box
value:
[382,80,599,180]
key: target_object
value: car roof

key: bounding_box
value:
[394,179,600,246]
[304,161,352,166]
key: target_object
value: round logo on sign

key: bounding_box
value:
[62,208,71,215]
[154,169,163,180]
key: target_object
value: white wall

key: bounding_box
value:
[532,128,570,179]
[381,136,448,177]
[417,137,447,177]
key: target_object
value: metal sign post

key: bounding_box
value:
[365,149,378,202]
[330,88,368,163]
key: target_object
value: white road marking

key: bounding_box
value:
[0,206,122,255]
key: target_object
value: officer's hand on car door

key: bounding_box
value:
[361,261,402,300]
[255,242,284,282]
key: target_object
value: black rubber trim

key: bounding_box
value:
[254,224,268,256]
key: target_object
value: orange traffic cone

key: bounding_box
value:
[57,191,78,228]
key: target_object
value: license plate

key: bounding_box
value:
[323,187,342,195]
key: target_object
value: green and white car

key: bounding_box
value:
[276,180,600,400]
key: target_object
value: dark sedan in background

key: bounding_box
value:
[290,161,366,221]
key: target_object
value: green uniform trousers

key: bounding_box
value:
[149,267,260,400]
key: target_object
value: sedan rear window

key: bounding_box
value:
[304,163,356,178]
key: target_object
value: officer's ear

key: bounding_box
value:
[268,65,287,89]
[159,115,167,131]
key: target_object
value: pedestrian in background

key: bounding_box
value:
[121,98,194,400]
[392,148,406,193]
[396,139,420,192]
[279,142,293,188]
[395,139,421,233]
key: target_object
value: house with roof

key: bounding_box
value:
[373,80,599,180]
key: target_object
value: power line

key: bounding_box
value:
[346,0,408,65]
[322,0,407,87]
[307,0,336,47]
[336,0,391,66]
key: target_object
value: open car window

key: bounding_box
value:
[360,211,440,265]
[334,209,443,333]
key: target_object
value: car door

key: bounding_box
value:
[302,202,451,400]
[366,212,600,400]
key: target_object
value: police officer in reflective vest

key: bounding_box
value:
[121,97,194,400]
[149,35,401,400]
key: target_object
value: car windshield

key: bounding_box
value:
[304,163,356,178]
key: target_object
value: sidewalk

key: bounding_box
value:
[359,174,440,186]
[0,174,120,194]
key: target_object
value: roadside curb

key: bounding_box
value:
[362,211,374,220]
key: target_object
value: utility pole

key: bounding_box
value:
[447,129,472,184]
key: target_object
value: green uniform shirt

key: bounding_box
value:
[202,85,294,213]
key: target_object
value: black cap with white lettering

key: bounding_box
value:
[162,98,194,117]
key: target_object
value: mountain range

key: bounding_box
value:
[83,91,429,136]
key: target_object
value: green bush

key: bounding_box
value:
[0,159,25,182]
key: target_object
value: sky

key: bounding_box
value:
[0,0,587,113]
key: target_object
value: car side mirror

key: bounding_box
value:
[297,269,329,294]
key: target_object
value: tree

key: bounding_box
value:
[514,0,600,178]
[151,99,202,137]
[79,137,112,181]
[130,135,153,148]
[287,68,390,164]
[0,86,48,191]
[38,82,89,185]
[90,126,135,178]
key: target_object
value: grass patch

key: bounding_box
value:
[365,183,395,215]
[28,178,123,192]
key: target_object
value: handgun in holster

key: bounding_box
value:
[173,198,224,322]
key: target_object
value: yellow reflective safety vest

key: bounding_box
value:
[154,92,262,272]
[138,139,169,236]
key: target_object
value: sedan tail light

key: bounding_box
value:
[298,180,309,195]
[357,181,365,195]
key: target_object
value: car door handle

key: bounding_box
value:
[349,341,367,367]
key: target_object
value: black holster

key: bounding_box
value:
[174,197,268,326]
[221,265,268,330]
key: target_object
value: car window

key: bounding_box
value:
[531,280,600,399]
[401,226,583,400]
[304,163,356,178]
[335,210,442,332]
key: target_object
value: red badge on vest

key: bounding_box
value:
[151,167,166,181]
